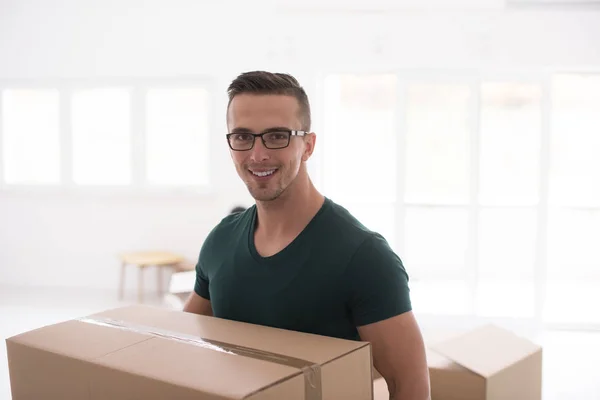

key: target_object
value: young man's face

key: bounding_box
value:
[227,94,314,202]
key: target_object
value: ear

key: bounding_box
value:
[301,133,316,162]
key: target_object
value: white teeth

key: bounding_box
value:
[252,170,276,177]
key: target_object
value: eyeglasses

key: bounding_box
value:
[226,129,307,151]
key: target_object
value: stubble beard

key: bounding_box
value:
[245,171,285,202]
[248,184,285,202]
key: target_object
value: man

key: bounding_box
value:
[184,71,430,400]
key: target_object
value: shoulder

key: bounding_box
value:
[349,232,408,278]
[317,198,408,275]
[316,198,378,243]
[329,198,409,289]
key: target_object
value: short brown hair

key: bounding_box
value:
[227,71,311,131]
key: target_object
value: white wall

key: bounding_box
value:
[0,191,222,286]
[1,0,600,294]
[2,0,600,78]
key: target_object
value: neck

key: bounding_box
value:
[254,169,325,238]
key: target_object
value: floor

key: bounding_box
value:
[1,285,599,400]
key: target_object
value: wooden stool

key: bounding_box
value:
[118,251,185,303]
[172,260,196,273]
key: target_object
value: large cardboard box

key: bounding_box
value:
[373,324,542,400]
[427,324,543,400]
[6,305,374,400]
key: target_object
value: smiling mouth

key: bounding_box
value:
[249,169,278,177]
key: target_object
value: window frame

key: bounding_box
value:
[0,77,218,196]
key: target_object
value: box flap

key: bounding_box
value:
[6,319,151,360]
[429,324,541,378]
[426,347,472,372]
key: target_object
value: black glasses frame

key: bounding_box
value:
[226,129,307,151]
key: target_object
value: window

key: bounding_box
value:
[544,74,600,325]
[549,74,600,208]
[476,208,537,318]
[323,74,397,204]
[404,206,469,280]
[404,206,470,315]
[479,83,542,206]
[402,83,472,314]
[545,209,600,324]
[475,82,542,318]
[411,280,471,315]
[71,87,132,185]
[1,81,213,190]
[405,83,471,205]
[2,89,60,184]
[145,87,210,186]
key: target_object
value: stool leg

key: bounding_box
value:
[119,262,126,300]
[157,266,164,298]
[138,266,144,304]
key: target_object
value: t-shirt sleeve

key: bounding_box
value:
[194,259,210,300]
[192,211,245,301]
[346,234,412,327]
[193,228,217,300]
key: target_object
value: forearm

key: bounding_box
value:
[182,292,213,316]
[388,379,430,400]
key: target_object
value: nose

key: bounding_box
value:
[249,137,270,163]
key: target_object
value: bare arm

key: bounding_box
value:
[182,291,213,316]
[358,311,430,400]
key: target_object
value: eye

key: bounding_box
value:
[232,133,253,141]
[265,131,289,141]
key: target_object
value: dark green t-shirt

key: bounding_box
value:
[194,197,412,341]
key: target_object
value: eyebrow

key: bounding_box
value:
[230,127,253,133]
[230,126,292,134]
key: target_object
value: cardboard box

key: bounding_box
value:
[6,305,373,400]
[427,324,543,400]
[372,324,543,400]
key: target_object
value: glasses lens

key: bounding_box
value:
[229,133,254,150]
[263,131,290,149]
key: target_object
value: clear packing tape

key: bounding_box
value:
[79,316,323,400]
